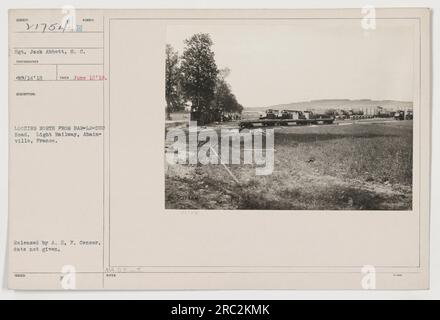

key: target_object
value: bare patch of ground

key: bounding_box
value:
[165,120,413,210]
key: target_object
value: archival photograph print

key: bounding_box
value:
[164,20,415,211]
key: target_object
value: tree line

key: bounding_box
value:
[166,33,244,125]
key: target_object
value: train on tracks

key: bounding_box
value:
[239,109,335,129]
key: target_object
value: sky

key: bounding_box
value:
[166,19,416,109]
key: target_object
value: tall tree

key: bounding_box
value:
[180,33,219,125]
[212,68,243,119]
[165,44,184,120]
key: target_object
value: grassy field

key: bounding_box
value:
[165,120,413,210]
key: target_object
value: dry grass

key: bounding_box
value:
[165,121,413,210]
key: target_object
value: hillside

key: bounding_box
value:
[245,99,413,112]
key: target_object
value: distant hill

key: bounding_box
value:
[244,99,413,113]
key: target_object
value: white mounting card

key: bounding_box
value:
[8,8,431,290]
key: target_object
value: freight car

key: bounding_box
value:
[239,109,335,129]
